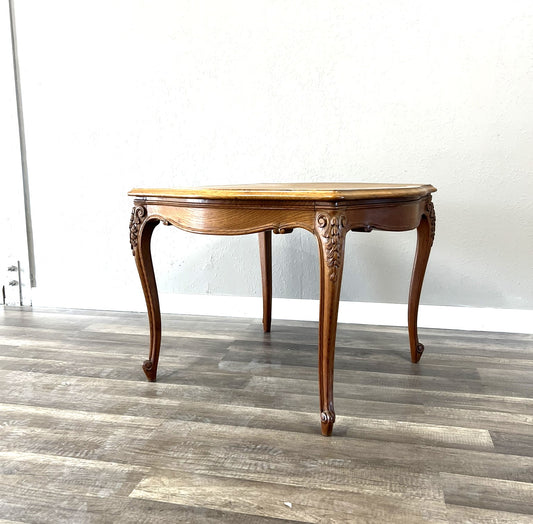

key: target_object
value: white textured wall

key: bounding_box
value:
[1,2,31,304]
[11,0,533,312]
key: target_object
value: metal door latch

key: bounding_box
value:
[5,262,23,305]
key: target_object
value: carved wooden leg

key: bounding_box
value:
[315,211,347,436]
[408,197,436,363]
[258,230,272,333]
[130,206,161,381]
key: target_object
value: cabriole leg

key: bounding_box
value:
[315,211,347,436]
[408,197,436,363]
[130,206,161,381]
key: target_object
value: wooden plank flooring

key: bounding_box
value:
[0,307,532,523]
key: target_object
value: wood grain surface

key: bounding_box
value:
[128,182,436,201]
[1,307,532,522]
[129,184,437,435]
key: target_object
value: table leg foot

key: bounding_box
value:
[320,410,336,436]
[408,197,435,363]
[315,210,347,436]
[130,206,162,381]
[142,360,157,381]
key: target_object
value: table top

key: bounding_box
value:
[129,183,436,201]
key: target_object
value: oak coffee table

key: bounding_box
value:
[129,183,436,435]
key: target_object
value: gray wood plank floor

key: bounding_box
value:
[1,307,532,523]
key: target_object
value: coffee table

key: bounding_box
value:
[129,183,437,435]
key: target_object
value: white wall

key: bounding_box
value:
[0,1,31,305]
[9,1,533,322]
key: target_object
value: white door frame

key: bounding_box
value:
[1,0,34,306]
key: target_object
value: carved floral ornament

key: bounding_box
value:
[129,205,147,253]
[316,212,347,282]
[425,197,436,246]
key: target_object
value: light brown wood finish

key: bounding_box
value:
[1,308,533,523]
[129,183,437,435]
[129,182,436,201]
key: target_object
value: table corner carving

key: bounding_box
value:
[316,211,348,283]
[425,196,436,247]
[129,204,147,254]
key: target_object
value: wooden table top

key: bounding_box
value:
[129,183,436,201]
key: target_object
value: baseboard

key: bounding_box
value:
[30,288,533,334]
[158,294,533,334]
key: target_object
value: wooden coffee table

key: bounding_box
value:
[129,183,437,435]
